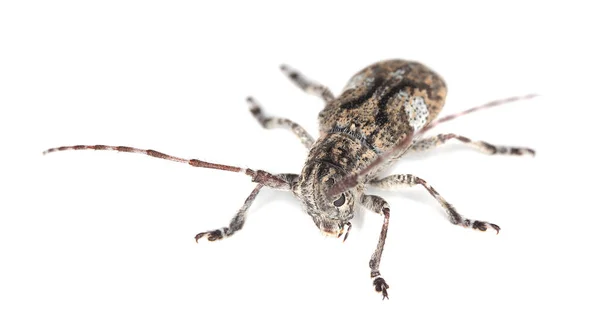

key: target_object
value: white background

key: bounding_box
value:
[1,1,599,334]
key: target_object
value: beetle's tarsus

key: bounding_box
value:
[373,277,390,300]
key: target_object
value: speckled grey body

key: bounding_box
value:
[294,60,447,237]
[44,59,535,300]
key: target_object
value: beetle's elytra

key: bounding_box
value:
[44,59,536,299]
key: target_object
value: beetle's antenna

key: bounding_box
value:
[421,94,539,133]
[43,145,290,189]
[328,133,415,197]
[329,94,539,196]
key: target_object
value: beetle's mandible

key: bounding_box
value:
[44,59,536,299]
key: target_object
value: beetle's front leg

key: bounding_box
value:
[360,194,392,300]
[195,184,264,242]
[195,174,298,242]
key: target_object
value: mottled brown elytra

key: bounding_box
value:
[44,60,536,299]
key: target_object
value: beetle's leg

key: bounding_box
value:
[246,97,314,149]
[369,174,500,234]
[360,194,392,300]
[410,133,535,156]
[280,64,335,103]
[195,174,298,242]
[195,184,263,242]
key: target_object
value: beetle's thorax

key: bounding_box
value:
[293,133,373,236]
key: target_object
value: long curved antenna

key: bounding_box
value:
[328,94,538,197]
[43,145,290,189]
[421,94,538,133]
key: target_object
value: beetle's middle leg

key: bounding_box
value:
[246,97,314,149]
[368,174,500,233]
[360,194,392,300]
[410,133,535,156]
[280,64,335,103]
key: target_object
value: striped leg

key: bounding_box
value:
[410,133,535,156]
[247,97,315,149]
[195,173,298,242]
[280,64,335,103]
[195,184,263,242]
[360,194,392,299]
[369,174,500,234]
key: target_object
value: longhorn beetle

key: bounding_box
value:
[44,60,536,299]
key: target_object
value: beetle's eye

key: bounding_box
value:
[333,193,346,207]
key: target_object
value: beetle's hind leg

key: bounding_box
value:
[280,64,335,103]
[368,174,500,234]
[410,133,535,156]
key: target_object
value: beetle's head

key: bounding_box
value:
[293,161,356,239]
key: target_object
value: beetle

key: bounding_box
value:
[44,59,535,299]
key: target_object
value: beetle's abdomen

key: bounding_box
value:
[318,60,447,155]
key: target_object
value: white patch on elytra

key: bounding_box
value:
[400,93,429,132]
[343,73,373,91]
[390,69,405,80]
